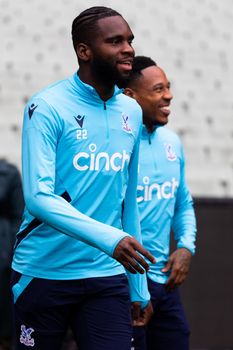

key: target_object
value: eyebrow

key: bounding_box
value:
[153,81,171,88]
[105,33,134,41]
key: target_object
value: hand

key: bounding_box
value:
[132,301,153,327]
[162,248,192,290]
[113,236,156,274]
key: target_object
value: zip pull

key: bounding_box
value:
[148,134,151,144]
[104,101,106,110]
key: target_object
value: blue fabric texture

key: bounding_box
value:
[12,73,150,305]
[137,125,197,284]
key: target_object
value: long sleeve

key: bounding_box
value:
[122,127,150,307]
[22,98,130,257]
[171,146,197,255]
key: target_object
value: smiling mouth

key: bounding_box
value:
[160,106,170,115]
[117,59,133,68]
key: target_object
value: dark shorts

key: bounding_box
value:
[132,278,190,350]
[11,271,132,350]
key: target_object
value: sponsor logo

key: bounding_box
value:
[73,143,130,171]
[164,143,177,161]
[121,113,132,133]
[20,325,35,347]
[137,176,179,202]
[28,104,38,119]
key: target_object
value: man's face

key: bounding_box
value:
[89,16,135,86]
[132,66,173,127]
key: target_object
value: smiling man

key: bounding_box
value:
[11,9,155,350]
[124,56,197,350]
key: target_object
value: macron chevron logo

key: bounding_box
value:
[28,104,38,119]
[74,115,85,128]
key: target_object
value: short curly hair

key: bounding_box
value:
[125,56,157,87]
[71,6,122,50]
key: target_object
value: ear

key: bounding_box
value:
[76,43,92,62]
[124,87,137,99]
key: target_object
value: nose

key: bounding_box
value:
[122,40,135,55]
[164,89,173,101]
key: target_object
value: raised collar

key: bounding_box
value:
[70,72,123,104]
[141,124,162,140]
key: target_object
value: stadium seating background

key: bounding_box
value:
[1,1,233,348]
[1,0,232,198]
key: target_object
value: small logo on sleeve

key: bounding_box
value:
[28,104,38,119]
[20,325,35,347]
[164,143,177,161]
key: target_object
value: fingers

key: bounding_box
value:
[120,256,145,274]
[132,302,141,321]
[164,251,191,290]
[133,241,156,264]
[113,237,156,274]
[166,268,186,290]
[128,249,150,272]
[120,261,137,274]
[161,260,172,273]
[142,302,153,326]
[165,264,179,289]
[132,301,153,326]
[133,319,145,327]
[166,276,176,290]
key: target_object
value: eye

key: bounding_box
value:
[110,38,122,45]
[154,87,163,93]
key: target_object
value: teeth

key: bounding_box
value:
[160,106,170,112]
[120,60,132,65]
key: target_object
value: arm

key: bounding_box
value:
[162,146,197,289]
[119,127,154,321]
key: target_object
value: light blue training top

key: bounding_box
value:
[137,125,197,284]
[12,72,150,306]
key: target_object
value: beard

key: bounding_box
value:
[91,55,130,88]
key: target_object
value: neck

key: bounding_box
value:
[144,122,156,134]
[78,68,114,101]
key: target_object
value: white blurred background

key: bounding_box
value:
[1,0,233,198]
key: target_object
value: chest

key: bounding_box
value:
[138,138,181,184]
[56,103,138,172]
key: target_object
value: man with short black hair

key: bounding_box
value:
[11,9,155,350]
[124,56,197,350]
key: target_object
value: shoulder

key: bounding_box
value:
[28,77,70,107]
[24,77,71,128]
[158,126,182,145]
[117,93,142,123]
[118,93,141,110]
